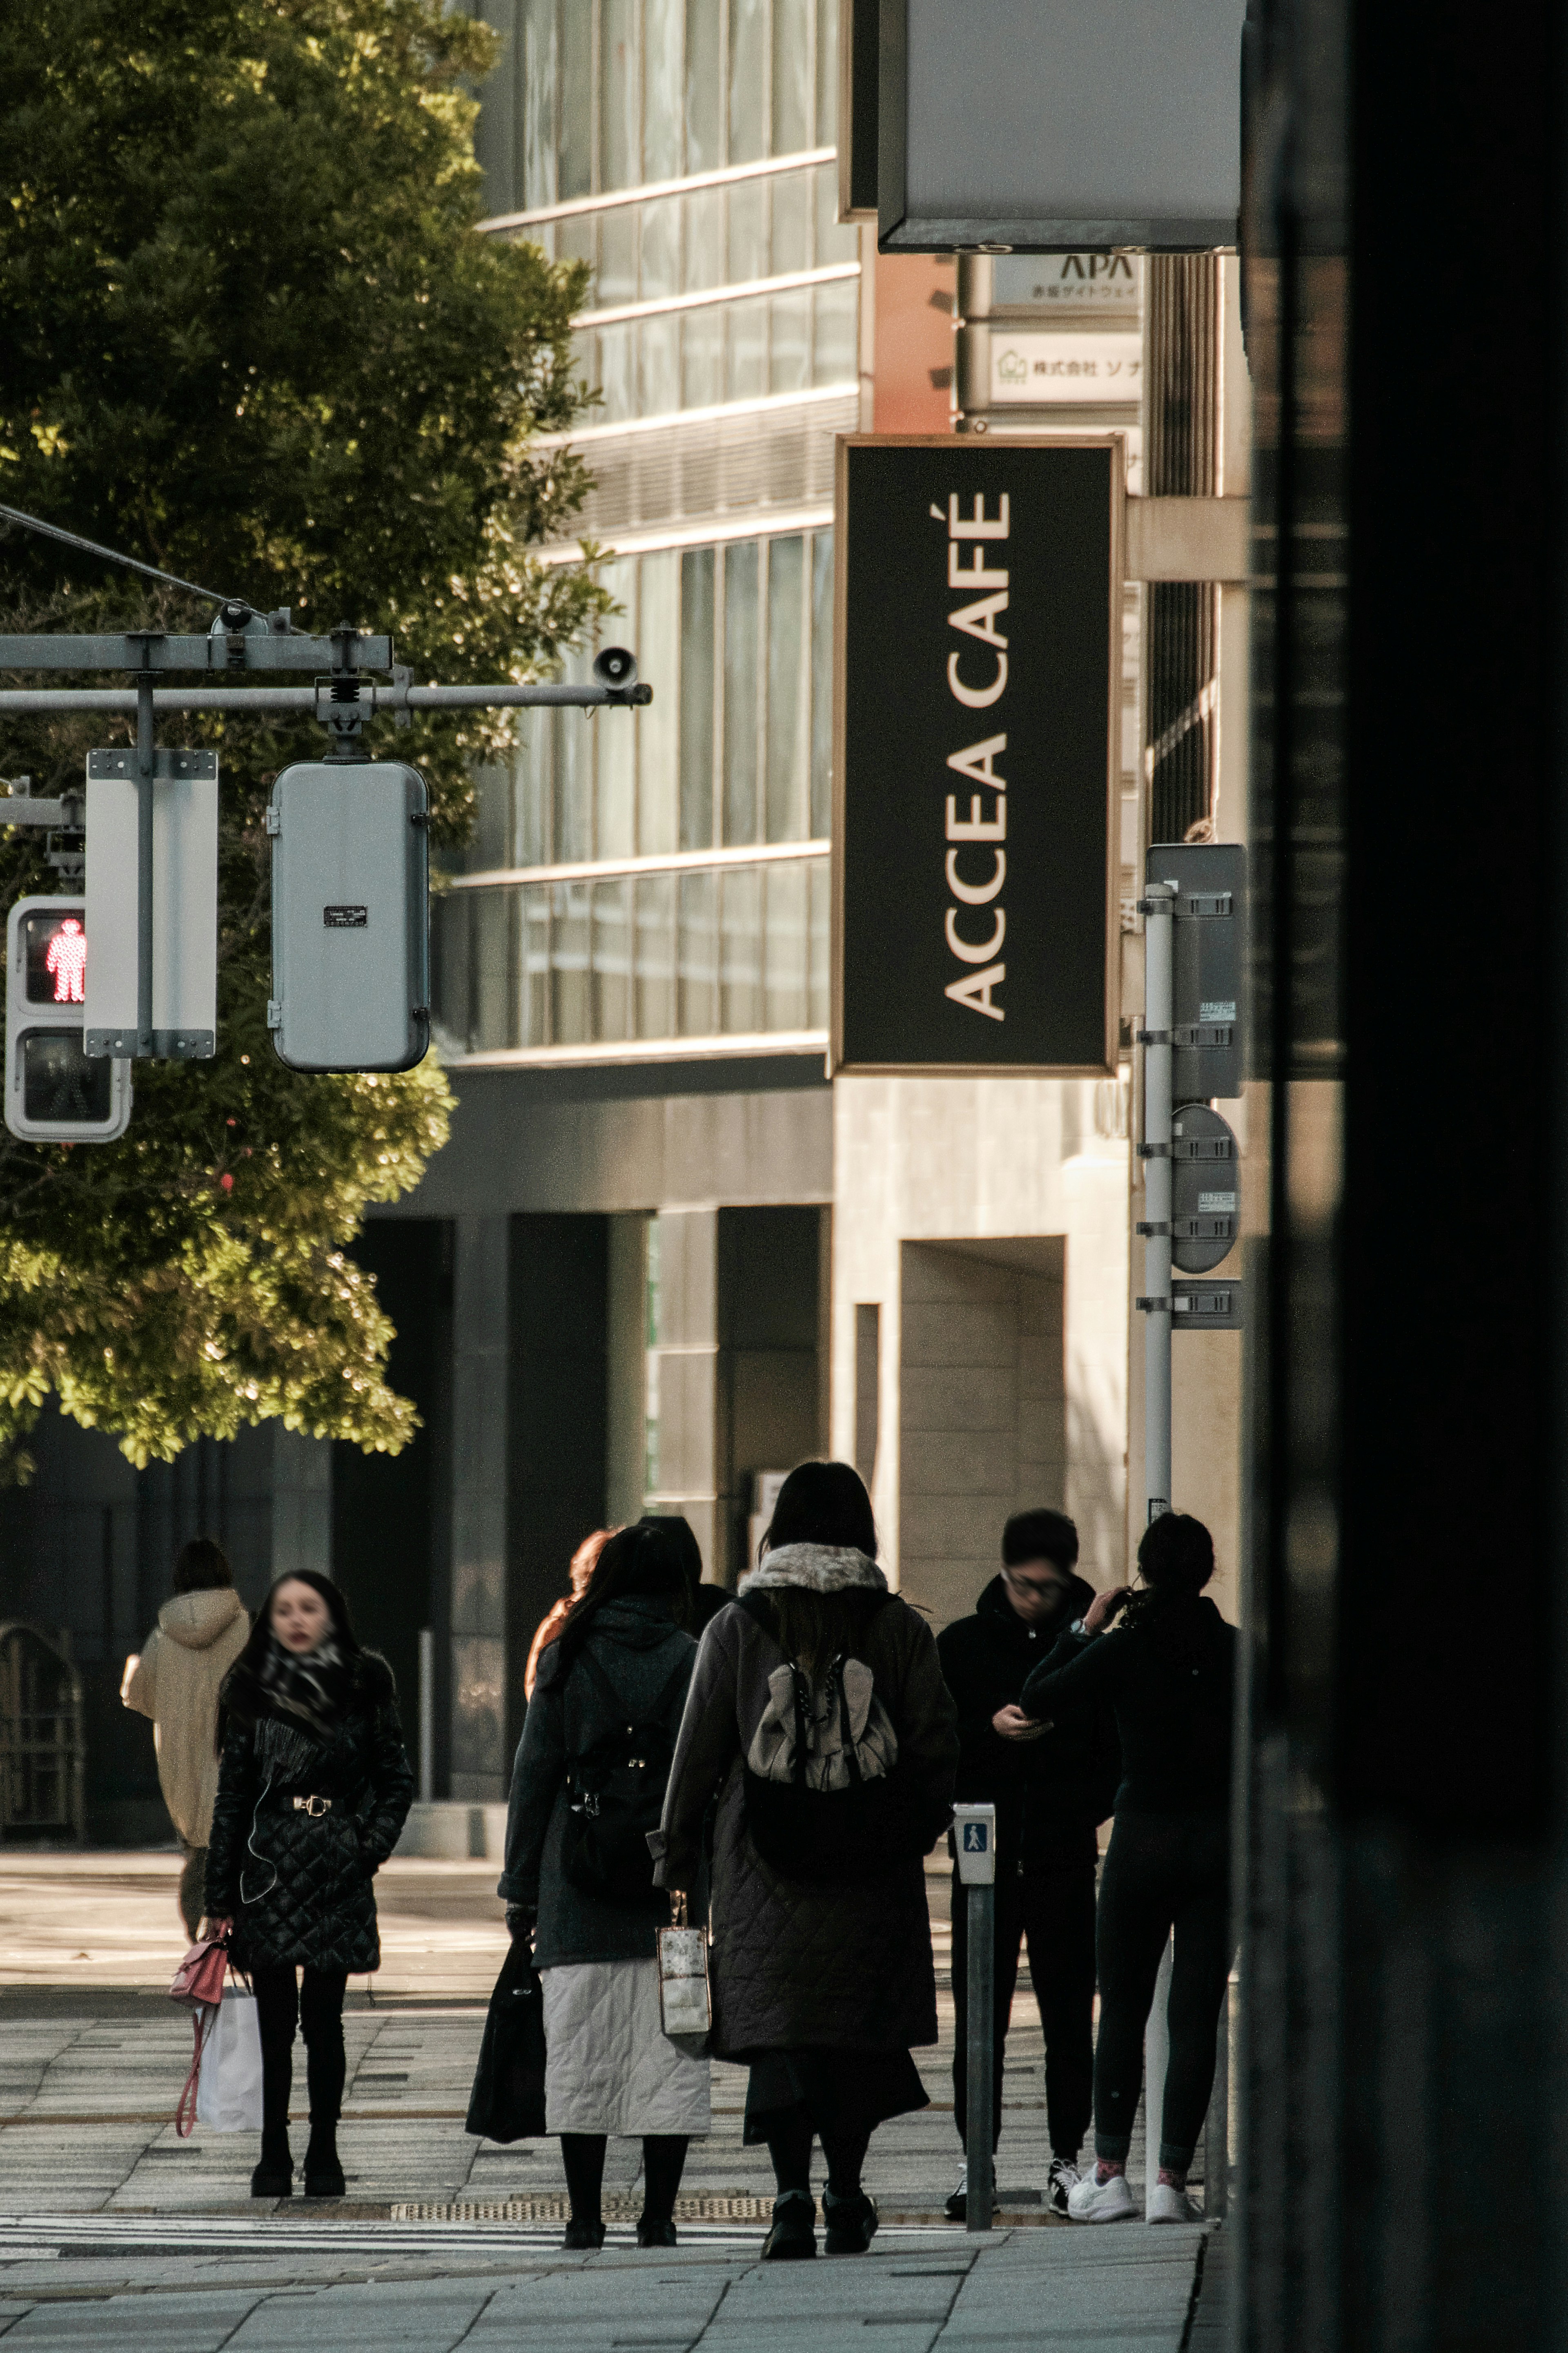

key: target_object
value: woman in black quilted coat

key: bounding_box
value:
[205,1571,413,2200]
[654,1461,959,2262]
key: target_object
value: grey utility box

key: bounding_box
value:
[268,761,430,1073]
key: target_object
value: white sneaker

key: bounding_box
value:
[1066,2168,1136,2224]
[944,2163,968,2223]
[1047,2158,1081,2217]
[1146,2179,1200,2225]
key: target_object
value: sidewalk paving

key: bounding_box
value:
[0,1854,1222,2348]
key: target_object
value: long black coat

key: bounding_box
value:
[206,1650,413,1973]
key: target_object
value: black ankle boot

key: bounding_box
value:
[563,2217,606,2250]
[761,2190,817,2260]
[824,2188,878,2255]
[303,2120,345,2199]
[251,2130,293,2199]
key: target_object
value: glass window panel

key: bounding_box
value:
[467,760,512,873]
[815,0,838,144]
[728,0,768,162]
[764,859,809,1028]
[601,0,640,189]
[813,275,859,384]
[557,211,598,270]
[685,0,722,172]
[472,0,518,218]
[474,887,519,1051]
[772,169,812,274]
[637,550,681,853]
[597,321,637,423]
[599,205,637,306]
[560,0,592,198]
[682,304,725,406]
[678,868,719,1033]
[769,287,811,394]
[595,562,638,859]
[720,864,762,1031]
[815,163,859,264]
[645,0,684,183]
[727,292,769,401]
[553,691,592,863]
[635,872,677,1037]
[809,528,834,838]
[640,311,682,415]
[431,892,471,1050]
[640,196,681,299]
[728,178,768,283]
[723,542,760,844]
[514,705,552,867]
[808,856,830,1027]
[765,535,807,841]
[552,880,592,1043]
[679,548,716,849]
[773,0,813,155]
[684,186,726,291]
[521,0,558,210]
[523,885,550,1047]
[593,878,632,1040]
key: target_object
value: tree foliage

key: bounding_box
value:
[0,0,608,1472]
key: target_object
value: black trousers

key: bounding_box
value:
[252,1965,348,2143]
[950,1860,1096,2163]
[1091,1813,1232,2171]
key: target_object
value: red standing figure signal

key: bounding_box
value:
[45,918,86,1005]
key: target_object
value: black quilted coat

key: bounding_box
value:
[653,1546,959,2057]
[205,1650,413,1974]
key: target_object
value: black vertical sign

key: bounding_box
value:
[832,436,1120,1073]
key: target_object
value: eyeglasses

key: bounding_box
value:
[1002,1568,1065,1598]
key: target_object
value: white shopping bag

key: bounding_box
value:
[657,1925,712,2049]
[194,1992,264,2132]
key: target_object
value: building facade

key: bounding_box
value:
[0,0,1252,1836]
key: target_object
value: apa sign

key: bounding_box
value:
[831,435,1121,1074]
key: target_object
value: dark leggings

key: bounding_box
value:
[764,2115,871,2202]
[1092,1813,1232,2172]
[252,1965,348,2149]
[561,2132,689,2224]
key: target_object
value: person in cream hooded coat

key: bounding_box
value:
[123,1537,250,1937]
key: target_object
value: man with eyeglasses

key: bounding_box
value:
[935,1508,1120,2219]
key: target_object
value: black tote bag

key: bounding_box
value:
[466,1940,547,2143]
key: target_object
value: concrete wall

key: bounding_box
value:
[831,1073,1131,1618]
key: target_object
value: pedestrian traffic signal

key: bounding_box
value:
[5,897,132,1141]
[266,761,430,1072]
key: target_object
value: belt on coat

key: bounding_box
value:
[292,1794,334,1817]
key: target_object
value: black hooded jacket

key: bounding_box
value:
[936,1574,1120,1871]
[1018,1590,1235,1817]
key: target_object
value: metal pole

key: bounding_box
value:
[1143,881,1176,1519]
[418,1627,434,1805]
[1143,1934,1174,2218]
[0,680,653,716]
[134,674,155,1057]
[1207,1976,1231,2219]
[965,1880,995,2233]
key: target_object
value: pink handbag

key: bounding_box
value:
[170,1934,231,2137]
[170,1934,229,2010]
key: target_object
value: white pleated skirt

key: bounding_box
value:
[541,1958,712,2137]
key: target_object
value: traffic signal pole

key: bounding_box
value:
[1140,880,1176,1522]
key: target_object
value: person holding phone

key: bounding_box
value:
[1018,1511,1235,2226]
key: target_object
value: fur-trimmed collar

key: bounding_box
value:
[739,1543,888,1596]
[221,1644,395,1728]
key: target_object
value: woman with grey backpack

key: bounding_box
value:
[499,1520,709,2249]
[653,1461,958,2261]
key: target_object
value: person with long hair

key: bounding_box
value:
[498,1520,709,2250]
[653,1460,958,2261]
[122,1537,250,1939]
[204,1571,413,2200]
[1018,1510,1236,2225]
[524,1528,614,1703]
